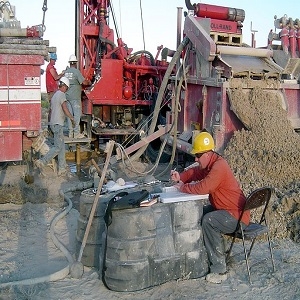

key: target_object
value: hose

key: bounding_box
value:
[128,50,155,65]
[129,37,190,163]
[0,181,93,288]
[155,65,190,179]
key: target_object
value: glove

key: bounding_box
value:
[71,118,75,128]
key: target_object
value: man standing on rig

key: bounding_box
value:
[64,54,91,139]
[45,53,65,132]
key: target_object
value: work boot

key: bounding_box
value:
[47,126,53,138]
[205,272,228,284]
[34,159,45,177]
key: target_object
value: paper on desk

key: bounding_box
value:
[159,186,208,203]
[162,186,179,193]
[105,180,138,192]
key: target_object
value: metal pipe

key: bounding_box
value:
[166,135,193,154]
[0,49,48,55]
[0,44,47,50]
[289,27,297,58]
[0,38,49,45]
[176,7,183,74]
[193,3,245,22]
[217,45,273,58]
[0,27,41,38]
[123,61,168,72]
[176,7,183,49]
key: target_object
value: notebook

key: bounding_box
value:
[158,186,208,203]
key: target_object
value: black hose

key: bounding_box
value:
[185,0,194,11]
[129,37,190,162]
[128,50,155,66]
[0,181,93,288]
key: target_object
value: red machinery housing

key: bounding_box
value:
[74,1,300,160]
[0,54,43,161]
[164,1,300,155]
[0,2,46,163]
[76,0,169,146]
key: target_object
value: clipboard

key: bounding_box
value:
[158,189,208,203]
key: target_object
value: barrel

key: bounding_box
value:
[103,207,156,291]
[102,199,209,292]
[172,200,209,278]
[76,184,162,268]
[76,188,111,268]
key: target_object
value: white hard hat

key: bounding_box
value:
[68,54,78,62]
[60,76,70,87]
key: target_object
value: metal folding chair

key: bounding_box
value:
[226,187,276,283]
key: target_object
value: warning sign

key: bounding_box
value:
[24,77,40,86]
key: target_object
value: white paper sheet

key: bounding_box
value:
[158,191,208,203]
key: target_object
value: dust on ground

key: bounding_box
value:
[0,180,300,299]
[1,84,300,298]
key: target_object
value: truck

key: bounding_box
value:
[0,1,50,169]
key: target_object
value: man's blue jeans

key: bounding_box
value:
[202,205,240,274]
[67,100,81,137]
[41,124,67,172]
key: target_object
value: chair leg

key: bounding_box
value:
[247,237,257,259]
[241,236,252,284]
[226,236,236,262]
[266,231,276,272]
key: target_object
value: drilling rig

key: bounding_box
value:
[1,0,300,169]
[164,1,300,157]
[75,0,300,166]
[75,0,172,162]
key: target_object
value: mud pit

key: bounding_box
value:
[225,86,300,242]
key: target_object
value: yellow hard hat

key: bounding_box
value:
[190,132,215,154]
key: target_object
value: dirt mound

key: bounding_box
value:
[225,86,300,241]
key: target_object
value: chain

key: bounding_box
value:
[41,0,48,36]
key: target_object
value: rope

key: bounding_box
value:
[109,1,120,39]
[139,0,146,50]
[41,0,48,35]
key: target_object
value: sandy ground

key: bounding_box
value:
[1,163,300,300]
[1,85,300,298]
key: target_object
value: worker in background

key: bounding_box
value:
[170,131,250,284]
[46,53,65,132]
[64,54,91,139]
[35,77,75,179]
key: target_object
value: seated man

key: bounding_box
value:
[171,131,250,283]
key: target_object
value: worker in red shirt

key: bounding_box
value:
[45,53,65,131]
[171,131,250,284]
